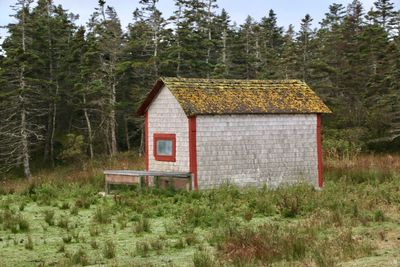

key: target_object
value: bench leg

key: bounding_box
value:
[140,176,145,189]
[105,182,109,194]
[155,176,159,189]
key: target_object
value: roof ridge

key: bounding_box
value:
[161,77,303,83]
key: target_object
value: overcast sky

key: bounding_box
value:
[1,0,399,43]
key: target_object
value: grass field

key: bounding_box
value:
[0,153,400,266]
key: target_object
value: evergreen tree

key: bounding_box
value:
[298,14,314,82]
[30,0,76,165]
[281,24,299,79]
[211,8,232,78]
[259,9,284,78]
[230,16,260,79]
[367,0,397,33]
[0,0,41,179]
[88,1,124,155]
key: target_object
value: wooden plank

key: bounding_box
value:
[105,174,141,184]
[104,170,193,194]
[104,170,191,178]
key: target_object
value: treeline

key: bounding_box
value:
[0,0,399,178]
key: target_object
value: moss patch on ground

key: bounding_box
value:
[0,167,400,266]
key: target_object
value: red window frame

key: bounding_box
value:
[153,133,176,162]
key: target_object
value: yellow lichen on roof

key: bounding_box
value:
[161,77,331,116]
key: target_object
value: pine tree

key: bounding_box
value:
[229,16,260,79]
[281,24,299,79]
[211,8,232,78]
[259,9,284,78]
[298,14,314,82]
[88,1,124,155]
[30,0,76,166]
[367,0,397,33]
[316,4,346,100]
[0,0,42,179]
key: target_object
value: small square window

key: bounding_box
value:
[153,133,176,162]
[157,140,173,156]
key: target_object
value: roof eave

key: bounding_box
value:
[136,78,165,116]
[187,111,332,116]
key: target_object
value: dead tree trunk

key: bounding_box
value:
[83,94,94,159]
[109,77,118,155]
[20,5,32,180]
[124,115,131,151]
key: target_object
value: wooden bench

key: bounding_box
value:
[103,170,192,194]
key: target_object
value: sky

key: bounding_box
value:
[0,0,399,43]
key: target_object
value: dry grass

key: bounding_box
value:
[0,152,144,194]
[326,153,400,172]
[0,153,400,266]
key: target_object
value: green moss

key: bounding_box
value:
[0,171,399,266]
[160,77,332,116]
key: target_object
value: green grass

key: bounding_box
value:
[0,165,400,266]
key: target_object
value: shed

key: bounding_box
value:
[137,77,331,190]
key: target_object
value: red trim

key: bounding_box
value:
[317,114,323,188]
[189,117,198,190]
[145,112,149,171]
[145,112,149,185]
[153,133,176,162]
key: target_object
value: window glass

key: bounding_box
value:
[157,140,173,156]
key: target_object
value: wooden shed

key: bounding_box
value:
[137,78,331,190]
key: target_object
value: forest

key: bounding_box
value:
[1,1,400,266]
[0,0,400,178]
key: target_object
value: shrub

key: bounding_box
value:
[60,202,70,210]
[58,133,86,163]
[93,207,112,224]
[34,183,58,205]
[133,217,151,234]
[24,235,33,250]
[248,196,275,216]
[218,221,373,265]
[57,216,69,229]
[57,244,65,253]
[62,235,72,244]
[219,223,312,264]
[1,211,30,233]
[90,240,99,249]
[164,221,179,235]
[243,211,253,222]
[71,247,89,265]
[275,184,315,218]
[180,204,211,228]
[71,230,80,243]
[103,240,116,259]
[174,238,186,249]
[136,241,151,257]
[193,250,215,267]
[150,239,164,252]
[89,225,101,237]
[44,210,55,226]
[75,195,95,209]
[374,210,385,222]
[18,216,30,232]
[116,212,128,229]
[185,233,198,246]
[19,202,26,211]
[70,205,79,216]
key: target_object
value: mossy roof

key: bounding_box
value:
[137,77,331,116]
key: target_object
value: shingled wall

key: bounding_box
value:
[147,86,190,172]
[196,114,318,189]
